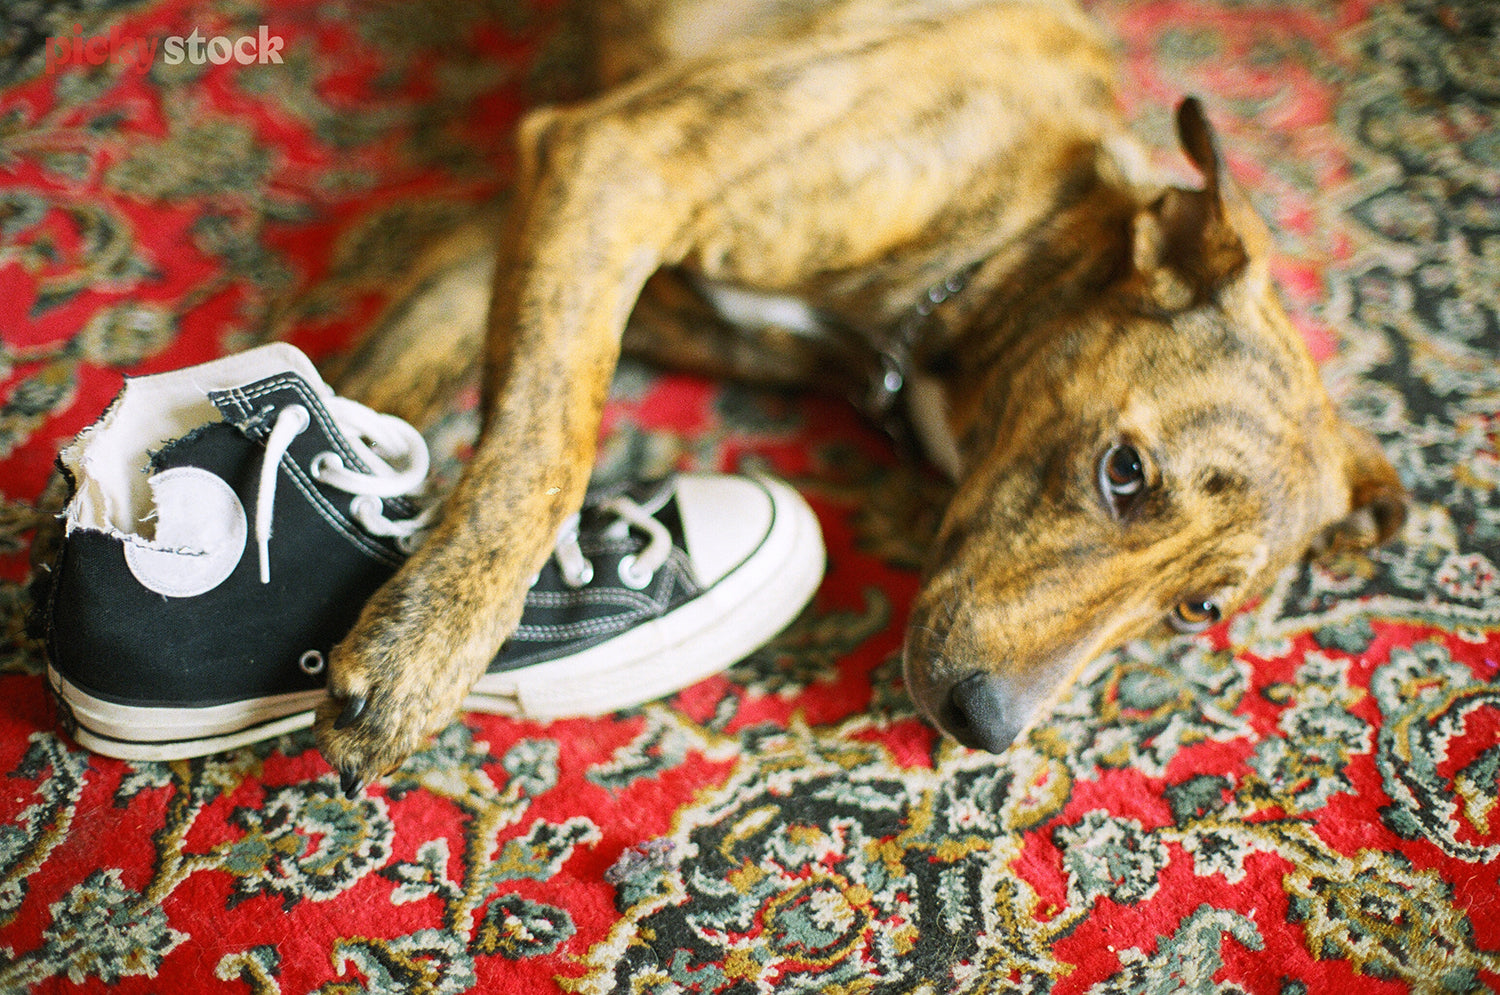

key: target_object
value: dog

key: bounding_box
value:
[316,0,1407,789]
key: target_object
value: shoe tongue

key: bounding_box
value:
[586,477,673,514]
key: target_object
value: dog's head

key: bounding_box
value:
[904,99,1406,752]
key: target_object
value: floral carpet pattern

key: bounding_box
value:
[1,0,1497,992]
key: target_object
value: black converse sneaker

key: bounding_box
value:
[39,343,824,761]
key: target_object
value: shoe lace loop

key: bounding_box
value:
[603,495,672,590]
[256,398,671,592]
[552,515,594,587]
[256,398,433,583]
[550,494,671,590]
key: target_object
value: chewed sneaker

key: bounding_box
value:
[38,343,825,761]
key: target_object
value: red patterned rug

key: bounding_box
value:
[2,1,1498,992]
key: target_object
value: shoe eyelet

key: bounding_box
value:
[617,555,653,590]
[562,560,594,588]
[310,451,341,480]
[298,649,326,676]
[349,494,382,520]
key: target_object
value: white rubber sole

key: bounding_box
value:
[46,669,322,761]
[47,476,824,760]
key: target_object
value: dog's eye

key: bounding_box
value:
[1171,599,1221,633]
[1099,443,1145,515]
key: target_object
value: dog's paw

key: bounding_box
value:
[313,686,434,800]
[313,568,519,793]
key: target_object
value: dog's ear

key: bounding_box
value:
[1130,98,1262,308]
[1311,418,1408,559]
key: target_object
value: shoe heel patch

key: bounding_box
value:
[123,466,248,598]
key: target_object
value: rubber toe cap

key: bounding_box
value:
[674,474,776,587]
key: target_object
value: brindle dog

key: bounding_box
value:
[319,0,1407,791]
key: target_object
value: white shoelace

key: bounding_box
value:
[256,397,432,583]
[550,494,672,591]
[255,397,671,590]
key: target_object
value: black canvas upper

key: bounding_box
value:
[491,479,702,673]
[47,378,406,708]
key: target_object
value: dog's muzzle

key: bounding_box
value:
[904,627,1027,754]
[944,672,1021,753]
[903,605,1049,754]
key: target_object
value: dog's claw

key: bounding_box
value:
[334,694,368,730]
[339,768,365,800]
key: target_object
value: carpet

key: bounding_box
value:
[1,1,1497,992]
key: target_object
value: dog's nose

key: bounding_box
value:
[946,672,1020,753]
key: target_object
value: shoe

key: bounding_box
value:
[39,343,824,761]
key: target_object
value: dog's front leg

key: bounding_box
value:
[314,117,690,787]
[311,2,1071,783]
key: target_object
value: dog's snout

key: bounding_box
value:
[945,672,1020,753]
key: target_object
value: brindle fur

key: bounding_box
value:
[318,0,1406,788]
